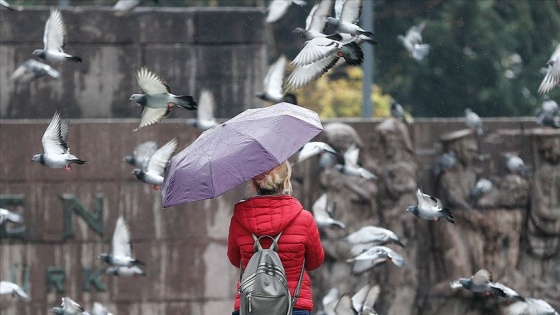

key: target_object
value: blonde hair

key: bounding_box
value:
[252,161,293,195]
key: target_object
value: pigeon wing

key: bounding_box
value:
[343,142,359,168]
[538,43,560,94]
[145,138,178,175]
[284,55,339,90]
[197,89,216,121]
[339,0,363,24]
[266,0,292,23]
[44,9,67,53]
[0,281,28,299]
[62,297,85,313]
[472,269,492,285]
[136,67,171,94]
[264,55,287,99]
[362,285,380,314]
[112,216,132,258]
[42,111,70,155]
[133,141,158,168]
[504,300,530,315]
[334,294,358,315]
[137,107,170,130]
[292,38,340,66]
[351,285,370,313]
[307,0,334,33]
[386,248,406,267]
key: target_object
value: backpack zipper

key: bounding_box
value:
[248,292,252,312]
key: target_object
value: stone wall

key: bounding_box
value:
[2,117,558,315]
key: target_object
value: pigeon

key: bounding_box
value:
[123,140,158,169]
[407,188,455,224]
[105,265,146,277]
[312,193,345,229]
[538,43,560,95]
[505,297,559,315]
[390,99,409,124]
[536,97,560,129]
[465,108,483,135]
[10,59,60,83]
[293,0,334,40]
[114,0,159,16]
[186,89,218,131]
[32,111,87,171]
[50,297,89,315]
[130,67,197,131]
[398,21,431,61]
[98,216,145,267]
[88,302,113,315]
[284,37,364,90]
[505,153,527,177]
[256,55,297,104]
[0,0,16,10]
[0,281,30,300]
[348,245,406,274]
[469,178,493,200]
[332,284,379,315]
[265,0,307,23]
[0,208,23,225]
[33,9,82,63]
[344,226,405,248]
[132,138,178,190]
[325,0,376,43]
[433,150,456,177]
[318,287,339,315]
[335,143,377,180]
[450,269,524,301]
[298,141,338,163]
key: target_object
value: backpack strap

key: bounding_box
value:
[239,232,283,278]
[289,258,306,313]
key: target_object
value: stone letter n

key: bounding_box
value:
[60,194,104,239]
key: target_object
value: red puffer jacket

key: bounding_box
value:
[227,195,325,311]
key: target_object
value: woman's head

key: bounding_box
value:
[252,161,292,195]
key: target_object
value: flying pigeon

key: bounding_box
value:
[407,188,455,224]
[505,153,527,177]
[505,297,559,315]
[298,141,338,163]
[312,193,345,229]
[284,37,364,90]
[265,0,307,23]
[98,216,145,267]
[344,225,405,248]
[293,0,334,40]
[33,9,82,63]
[105,265,146,277]
[335,143,377,180]
[536,97,560,129]
[325,0,376,43]
[465,108,483,135]
[348,245,406,274]
[10,59,60,83]
[32,111,87,171]
[469,178,493,200]
[132,137,178,190]
[0,208,23,225]
[398,21,431,61]
[0,281,30,300]
[0,0,16,10]
[88,302,113,315]
[450,269,524,301]
[186,89,218,131]
[433,150,456,177]
[538,43,560,95]
[333,285,380,315]
[123,140,158,169]
[113,0,159,16]
[50,297,89,315]
[130,67,197,131]
[256,55,297,104]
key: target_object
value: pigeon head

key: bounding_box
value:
[123,155,134,165]
[32,154,44,164]
[130,94,147,106]
[50,307,64,315]
[132,169,144,180]
[98,253,111,264]
[32,49,46,59]
[406,205,418,215]
[293,27,306,36]
[325,17,339,27]
[458,278,471,288]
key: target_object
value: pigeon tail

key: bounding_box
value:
[175,95,197,111]
[341,42,364,66]
[132,259,146,266]
[440,208,455,224]
[282,93,298,105]
[357,31,377,45]
[69,159,88,165]
[67,55,82,63]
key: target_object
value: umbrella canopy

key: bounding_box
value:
[161,102,323,207]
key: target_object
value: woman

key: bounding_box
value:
[227,161,325,315]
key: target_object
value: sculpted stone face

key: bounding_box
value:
[454,137,478,167]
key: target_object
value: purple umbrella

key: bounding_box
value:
[161,102,323,207]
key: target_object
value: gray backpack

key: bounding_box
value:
[238,232,305,315]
